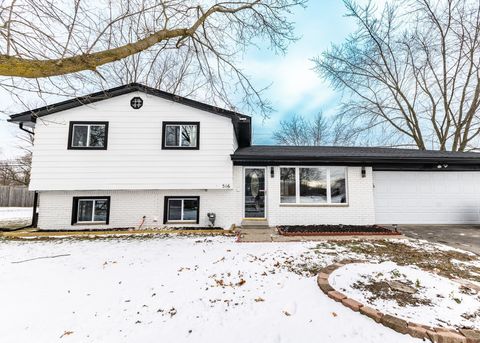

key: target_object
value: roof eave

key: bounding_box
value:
[230,155,480,166]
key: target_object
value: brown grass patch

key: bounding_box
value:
[352,280,432,307]
[315,240,480,282]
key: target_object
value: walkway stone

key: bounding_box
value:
[317,276,334,293]
[359,306,383,323]
[428,329,467,343]
[327,290,347,302]
[459,329,480,343]
[380,314,409,335]
[407,323,430,339]
[341,298,363,311]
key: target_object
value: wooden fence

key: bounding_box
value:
[0,186,34,207]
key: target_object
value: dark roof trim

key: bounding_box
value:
[232,159,480,171]
[231,145,480,171]
[231,156,480,165]
[8,82,252,147]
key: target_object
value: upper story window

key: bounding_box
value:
[68,121,108,150]
[280,167,347,205]
[162,122,199,150]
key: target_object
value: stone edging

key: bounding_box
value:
[317,260,480,343]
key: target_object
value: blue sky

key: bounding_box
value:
[0,1,360,158]
[242,1,358,144]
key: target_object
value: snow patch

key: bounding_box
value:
[329,261,480,330]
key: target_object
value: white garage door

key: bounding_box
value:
[374,171,480,224]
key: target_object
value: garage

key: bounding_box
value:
[374,171,480,224]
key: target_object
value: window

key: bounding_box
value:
[68,122,108,149]
[164,196,200,223]
[280,167,347,204]
[71,197,110,225]
[300,168,327,203]
[280,168,296,203]
[162,122,199,149]
[330,167,347,204]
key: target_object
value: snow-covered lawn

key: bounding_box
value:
[0,236,420,343]
[0,207,32,228]
[1,236,478,343]
[330,261,480,330]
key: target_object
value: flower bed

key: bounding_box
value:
[278,225,400,236]
[317,260,480,342]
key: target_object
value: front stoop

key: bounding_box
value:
[241,219,270,230]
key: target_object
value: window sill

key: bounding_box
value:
[68,147,107,150]
[279,203,349,207]
[162,146,199,150]
[166,221,198,224]
[73,221,108,225]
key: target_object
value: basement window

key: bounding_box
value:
[68,122,108,149]
[162,122,199,149]
[164,196,200,224]
[72,197,110,225]
[280,167,347,205]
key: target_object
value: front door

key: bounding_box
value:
[244,168,266,218]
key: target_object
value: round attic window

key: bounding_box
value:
[130,96,143,109]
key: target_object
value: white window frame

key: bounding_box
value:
[164,124,198,148]
[77,198,109,223]
[166,197,199,223]
[279,166,349,206]
[71,123,106,148]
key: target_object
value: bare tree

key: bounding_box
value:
[314,0,480,151]
[0,131,33,186]
[272,112,348,146]
[0,0,306,117]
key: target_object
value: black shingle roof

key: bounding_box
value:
[232,145,480,170]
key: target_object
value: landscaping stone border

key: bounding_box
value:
[317,260,480,343]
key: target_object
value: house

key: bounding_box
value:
[9,83,480,230]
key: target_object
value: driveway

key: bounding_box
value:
[399,225,480,255]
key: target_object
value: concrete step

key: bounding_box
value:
[241,219,269,230]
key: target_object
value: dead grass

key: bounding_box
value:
[316,240,480,282]
[352,280,432,307]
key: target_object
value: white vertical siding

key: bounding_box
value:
[30,92,237,191]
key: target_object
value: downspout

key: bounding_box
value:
[30,191,39,228]
[19,122,34,136]
[0,121,37,231]
[19,122,37,229]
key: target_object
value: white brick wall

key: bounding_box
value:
[37,166,375,230]
[265,166,375,226]
[37,187,243,230]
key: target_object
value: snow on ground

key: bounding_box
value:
[0,207,32,227]
[0,207,32,221]
[0,236,420,343]
[330,261,480,330]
